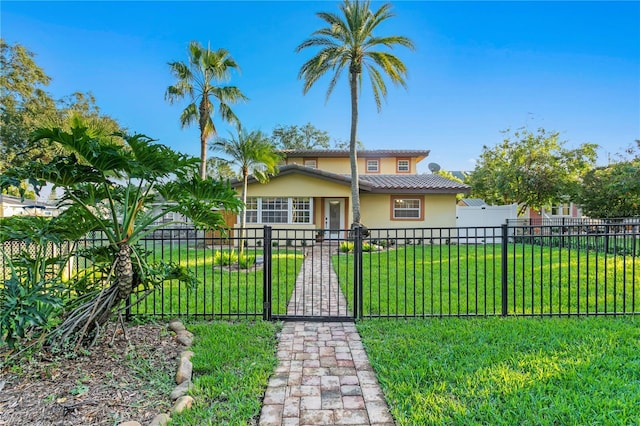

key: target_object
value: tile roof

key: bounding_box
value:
[233,165,470,194]
[459,198,488,206]
[361,174,470,193]
[281,149,430,159]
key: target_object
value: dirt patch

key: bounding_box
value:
[0,322,182,426]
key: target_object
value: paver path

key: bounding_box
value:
[259,245,395,426]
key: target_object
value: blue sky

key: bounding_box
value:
[2,1,639,173]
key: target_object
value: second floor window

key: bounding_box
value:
[397,159,410,173]
[304,159,317,169]
[366,159,379,173]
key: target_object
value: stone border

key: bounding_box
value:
[117,319,195,426]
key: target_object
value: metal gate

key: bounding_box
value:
[263,227,361,321]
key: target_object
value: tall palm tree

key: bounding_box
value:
[211,129,282,254]
[166,41,248,179]
[297,0,414,225]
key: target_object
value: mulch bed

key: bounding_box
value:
[0,322,182,426]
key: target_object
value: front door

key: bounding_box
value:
[324,198,344,239]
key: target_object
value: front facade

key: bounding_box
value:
[231,150,469,237]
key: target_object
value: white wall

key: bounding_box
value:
[455,204,518,244]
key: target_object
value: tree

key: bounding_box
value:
[1,41,123,173]
[297,0,414,226]
[270,122,331,150]
[211,129,281,254]
[1,126,241,348]
[0,39,57,171]
[467,128,598,215]
[166,41,248,179]
[578,142,640,218]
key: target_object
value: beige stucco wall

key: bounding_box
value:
[360,193,457,228]
[243,174,351,198]
[285,156,417,175]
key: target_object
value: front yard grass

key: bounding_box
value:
[169,320,281,425]
[357,316,640,426]
[334,244,639,316]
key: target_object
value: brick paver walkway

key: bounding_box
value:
[259,245,394,426]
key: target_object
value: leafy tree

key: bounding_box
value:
[297,0,414,226]
[166,41,248,179]
[211,129,281,254]
[0,39,57,171]
[270,122,330,150]
[206,157,237,180]
[467,128,598,215]
[578,142,640,218]
[1,126,241,348]
[435,170,466,200]
[1,41,123,175]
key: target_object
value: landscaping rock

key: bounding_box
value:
[149,413,171,426]
[175,356,193,384]
[180,350,194,360]
[117,422,141,426]
[170,380,193,400]
[176,334,193,347]
[168,320,185,333]
[171,395,194,414]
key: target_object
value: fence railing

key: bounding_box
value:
[2,222,638,319]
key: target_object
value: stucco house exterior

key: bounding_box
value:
[229,149,469,238]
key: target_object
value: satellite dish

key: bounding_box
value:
[428,162,441,173]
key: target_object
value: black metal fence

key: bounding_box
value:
[2,221,638,320]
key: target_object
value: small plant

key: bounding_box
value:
[213,250,239,266]
[286,239,294,247]
[362,243,373,252]
[340,241,354,253]
[256,240,262,247]
[238,255,256,269]
[272,241,279,247]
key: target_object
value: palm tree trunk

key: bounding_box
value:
[199,98,209,179]
[240,168,248,257]
[349,70,361,225]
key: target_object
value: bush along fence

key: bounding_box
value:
[1,221,638,320]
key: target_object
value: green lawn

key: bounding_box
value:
[169,321,281,425]
[128,245,304,318]
[357,316,640,426]
[334,244,639,317]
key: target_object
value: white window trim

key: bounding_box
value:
[244,197,313,224]
[366,159,379,173]
[397,159,410,173]
[392,198,422,219]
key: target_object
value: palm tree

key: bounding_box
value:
[297,0,414,225]
[211,129,282,254]
[166,41,248,179]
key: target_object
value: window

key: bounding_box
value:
[397,159,410,173]
[391,197,423,220]
[244,197,313,224]
[304,159,317,169]
[552,203,571,216]
[245,197,258,223]
[366,159,379,173]
[261,197,289,223]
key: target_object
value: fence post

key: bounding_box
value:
[501,223,509,316]
[353,224,364,319]
[263,226,272,321]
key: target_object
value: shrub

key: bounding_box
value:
[213,250,238,266]
[362,243,373,252]
[238,255,256,269]
[340,241,354,253]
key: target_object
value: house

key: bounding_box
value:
[0,194,59,218]
[230,149,470,238]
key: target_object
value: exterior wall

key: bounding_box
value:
[360,193,457,228]
[284,156,416,175]
[244,174,351,198]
